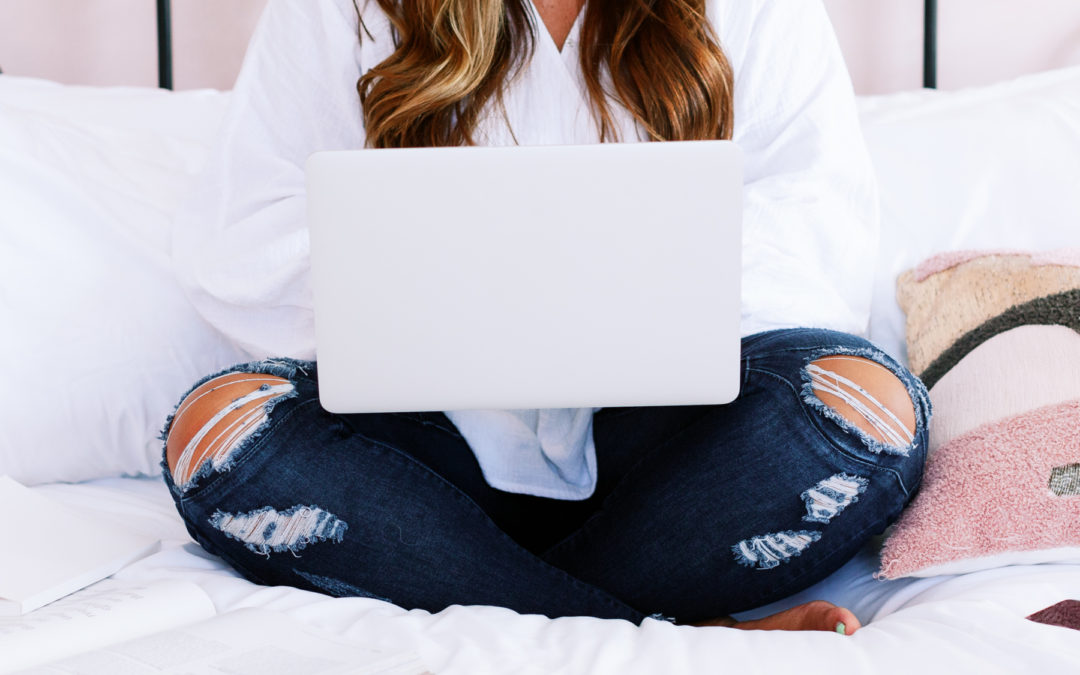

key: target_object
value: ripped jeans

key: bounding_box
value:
[160,328,930,625]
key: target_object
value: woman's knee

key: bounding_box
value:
[165,372,297,487]
[805,354,918,450]
[793,344,930,500]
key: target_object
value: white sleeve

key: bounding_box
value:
[731,0,879,338]
[171,0,365,360]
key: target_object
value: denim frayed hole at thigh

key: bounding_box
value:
[798,345,932,459]
[210,504,348,557]
[732,530,823,571]
[801,472,870,524]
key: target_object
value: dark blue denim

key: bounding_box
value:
[161,328,930,625]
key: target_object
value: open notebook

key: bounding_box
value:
[0,579,429,673]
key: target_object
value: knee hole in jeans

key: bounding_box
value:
[165,372,296,488]
[804,355,918,452]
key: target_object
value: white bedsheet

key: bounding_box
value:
[32,477,1080,674]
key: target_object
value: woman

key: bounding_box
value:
[162,0,931,634]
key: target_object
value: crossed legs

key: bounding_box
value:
[163,335,927,633]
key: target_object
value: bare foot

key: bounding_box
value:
[687,600,861,635]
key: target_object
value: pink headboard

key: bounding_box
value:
[1,0,1079,94]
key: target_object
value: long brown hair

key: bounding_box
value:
[356,0,734,148]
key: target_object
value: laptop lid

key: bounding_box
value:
[306,141,742,413]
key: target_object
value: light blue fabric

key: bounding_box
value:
[443,408,602,500]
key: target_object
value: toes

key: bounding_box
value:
[697,600,862,635]
[796,600,862,635]
[824,605,861,635]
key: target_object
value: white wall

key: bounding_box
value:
[1,0,1079,94]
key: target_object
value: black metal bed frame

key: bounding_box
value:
[156,0,172,89]
[151,0,940,91]
[924,0,938,89]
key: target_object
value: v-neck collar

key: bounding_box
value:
[526,0,585,59]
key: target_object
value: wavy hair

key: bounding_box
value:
[356,0,734,148]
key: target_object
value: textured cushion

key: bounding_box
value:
[877,251,1080,578]
[899,250,1080,385]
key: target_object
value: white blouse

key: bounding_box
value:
[172,0,879,500]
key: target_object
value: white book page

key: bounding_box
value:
[0,579,215,674]
[0,475,160,615]
[20,608,432,675]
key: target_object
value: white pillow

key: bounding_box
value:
[857,64,1080,364]
[0,76,247,485]
[0,76,228,143]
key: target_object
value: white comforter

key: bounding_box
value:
[35,478,1080,674]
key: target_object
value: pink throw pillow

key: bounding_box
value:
[877,250,1080,578]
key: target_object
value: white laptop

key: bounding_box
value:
[305,141,743,413]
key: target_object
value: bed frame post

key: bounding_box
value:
[157,0,173,90]
[923,0,938,89]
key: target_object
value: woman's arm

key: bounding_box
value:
[728,0,879,338]
[172,0,366,360]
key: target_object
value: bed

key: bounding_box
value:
[3,3,1080,672]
